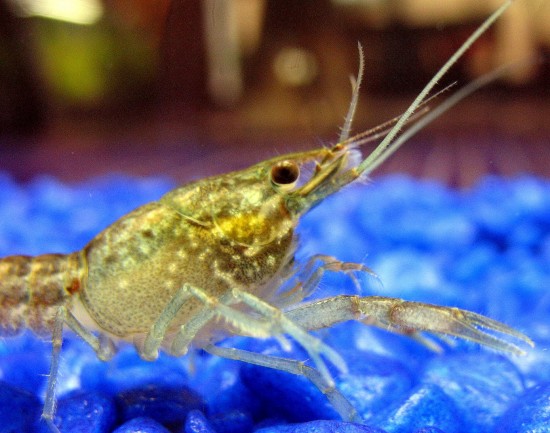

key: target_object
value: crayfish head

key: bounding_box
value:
[268,143,364,217]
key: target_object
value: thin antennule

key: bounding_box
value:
[339,42,365,143]
[356,0,515,176]
[340,109,429,148]
[340,83,456,150]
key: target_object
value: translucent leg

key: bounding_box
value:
[306,255,377,292]
[138,282,282,358]
[42,307,65,433]
[65,309,116,361]
[185,284,347,386]
[136,281,279,359]
[203,343,361,423]
[229,288,348,385]
[170,305,216,356]
[141,284,193,360]
[171,291,236,356]
[42,306,118,433]
[284,295,534,355]
[275,254,377,308]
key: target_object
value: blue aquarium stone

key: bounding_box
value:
[81,346,190,395]
[209,409,254,433]
[240,341,340,422]
[37,391,116,433]
[336,350,414,422]
[113,417,171,433]
[372,384,461,433]
[0,173,546,433]
[184,410,217,433]
[421,353,525,433]
[413,428,447,433]
[0,380,42,433]
[510,319,550,388]
[0,332,50,395]
[116,385,204,426]
[206,377,258,415]
[494,382,550,433]
[255,420,388,433]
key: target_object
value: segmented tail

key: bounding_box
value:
[0,252,85,335]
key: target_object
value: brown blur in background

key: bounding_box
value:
[0,0,549,187]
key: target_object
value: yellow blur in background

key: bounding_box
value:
[0,0,548,185]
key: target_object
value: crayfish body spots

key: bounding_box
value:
[77,174,296,341]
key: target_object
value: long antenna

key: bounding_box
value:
[365,61,524,175]
[356,0,515,176]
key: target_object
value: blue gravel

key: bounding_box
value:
[0,380,42,432]
[35,391,117,433]
[0,172,549,433]
[113,417,171,433]
[185,410,217,433]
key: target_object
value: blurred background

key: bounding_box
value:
[0,0,548,186]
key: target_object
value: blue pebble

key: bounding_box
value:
[240,361,339,422]
[421,353,525,433]
[206,377,259,418]
[239,342,339,422]
[0,173,545,433]
[372,384,461,433]
[468,176,519,240]
[413,428,447,433]
[0,332,50,394]
[494,382,550,433]
[209,410,254,433]
[0,380,42,433]
[354,177,470,252]
[116,385,204,425]
[367,248,458,306]
[113,417,171,433]
[37,391,116,433]
[450,243,499,284]
[510,319,550,387]
[255,420,388,433]
[81,346,190,395]
[184,410,217,433]
[335,351,414,421]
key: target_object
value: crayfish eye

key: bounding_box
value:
[270,160,300,190]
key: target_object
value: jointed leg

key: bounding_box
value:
[43,306,118,433]
[170,305,216,356]
[203,343,361,423]
[149,287,358,419]
[64,309,115,361]
[141,285,193,360]
[169,291,283,356]
[228,288,348,385]
[284,295,533,355]
[275,254,377,309]
[42,307,65,433]
[141,283,290,359]
[182,284,346,384]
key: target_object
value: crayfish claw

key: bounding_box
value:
[358,296,534,355]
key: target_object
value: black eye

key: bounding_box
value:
[270,160,300,186]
